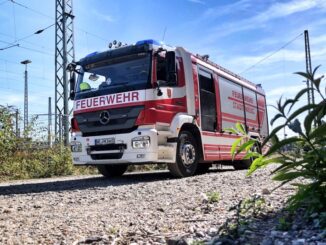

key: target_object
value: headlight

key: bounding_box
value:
[131,136,150,149]
[71,141,82,152]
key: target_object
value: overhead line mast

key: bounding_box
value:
[54,0,75,145]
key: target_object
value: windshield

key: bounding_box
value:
[76,54,151,97]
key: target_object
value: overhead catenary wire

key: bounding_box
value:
[0,31,50,50]
[0,43,19,51]
[0,23,55,52]
[240,32,304,74]
[0,39,54,56]
[11,0,17,40]
[8,0,109,43]
[0,68,54,82]
[9,0,53,20]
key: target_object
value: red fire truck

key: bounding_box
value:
[69,39,268,178]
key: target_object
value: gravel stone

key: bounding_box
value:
[0,165,325,244]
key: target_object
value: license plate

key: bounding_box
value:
[95,137,115,145]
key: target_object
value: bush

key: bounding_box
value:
[0,105,97,181]
[229,66,326,215]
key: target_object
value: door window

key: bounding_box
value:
[198,69,217,131]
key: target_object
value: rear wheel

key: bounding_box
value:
[168,131,199,177]
[233,143,261,170]
[233,159,252,170]
[97,164,128,178]
[195,163,211,174]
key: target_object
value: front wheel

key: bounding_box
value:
[97,164,128,178]
[168,131,199,177]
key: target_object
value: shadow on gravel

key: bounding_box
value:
[0,168,234,196]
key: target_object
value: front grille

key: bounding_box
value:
[75,105,143,137]
[89,144,127,151]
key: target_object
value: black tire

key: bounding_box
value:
[195,163,211,175]
[168,131,199,177]
[233,143,261,170]
[97,164,128,178]
[233,159,252,170]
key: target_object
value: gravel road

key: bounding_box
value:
[0,166,325,245]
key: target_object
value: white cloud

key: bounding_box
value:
[202,0,250,18]
[230,47,326,74]
[2,93,23,105]
[208,0,326,38]
[267,84,306,97]
[311,34,326,45]
[253,0,322,23]
[187,0,205,5]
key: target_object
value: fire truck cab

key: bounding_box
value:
[69,39,268,178]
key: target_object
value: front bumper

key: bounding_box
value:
[71,127,158,165]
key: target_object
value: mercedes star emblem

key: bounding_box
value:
[99,111,110,125]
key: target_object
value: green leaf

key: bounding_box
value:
[272,160,305,174]
[270,113,284,126]
[273,171,306,181]
[312,65,321,77]
[236,140,255,155]
[294,71,313,81]
[224,128,238,134]
[262,124,284,146]
[288,88,310,112]
[310,123,326,139]
[246,155,286,175]
[304,103,324,135]
[283,99,296,112]
[247,156,264,175]
[235,122,246,135]
[286,104,317,124]
[312,77,322,92]
[243,152,261,159]
[231,137,243,158]
[266,137,303,156]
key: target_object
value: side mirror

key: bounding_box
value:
[166,51,176,84]
[153,81,163,96]
[67,62,77,100]
[69,73,76,100]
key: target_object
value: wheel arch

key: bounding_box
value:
[179,123,203,162]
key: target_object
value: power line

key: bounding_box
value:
[1,89,52,99]
[0,39,54,56]
[8,0,108,44]
[240,32,304,74]
[0,31,50,50]
[0,77,53,90]
[0,43,19,51]
[0,23,55,52]
[9,0,54,20]
[0,68,54,82]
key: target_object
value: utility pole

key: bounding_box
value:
[48,97,52,147]
[304,30,315,106]
[55,0,75,145]
[21,59,32,133]
[15,109,19,138]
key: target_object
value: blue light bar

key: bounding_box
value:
[85,51,98,57]
[136,39,161,46]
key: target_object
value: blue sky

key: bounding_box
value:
[0,0,325,135]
